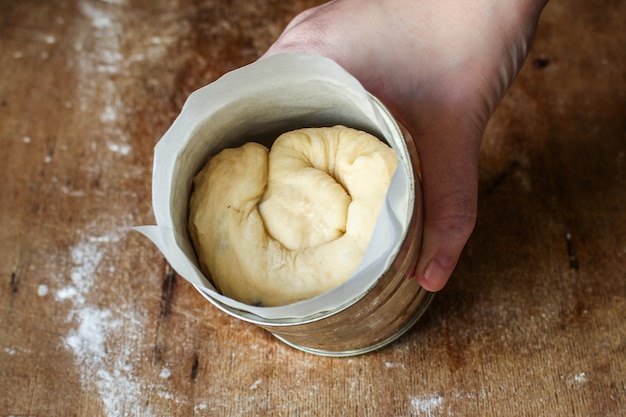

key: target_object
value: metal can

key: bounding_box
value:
[195,97,433,357]
[145,54,434,357]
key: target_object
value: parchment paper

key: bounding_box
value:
[135,53,415,320]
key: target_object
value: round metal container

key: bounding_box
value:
[195,110,434,357]
[147,54,435,357]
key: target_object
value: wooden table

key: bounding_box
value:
[1,1,624,416]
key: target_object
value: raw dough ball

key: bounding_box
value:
[188,125,398,306]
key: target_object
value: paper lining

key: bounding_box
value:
[135,53,414,320]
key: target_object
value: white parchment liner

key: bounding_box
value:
[136,53,416,320]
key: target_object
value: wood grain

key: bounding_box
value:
[1,0,624,416]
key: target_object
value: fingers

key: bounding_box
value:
[410,116,482,292]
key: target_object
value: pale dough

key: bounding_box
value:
[188,125,398,306]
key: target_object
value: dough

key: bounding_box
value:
[188,125,398,306]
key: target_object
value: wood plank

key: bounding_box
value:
[0,0,624,416]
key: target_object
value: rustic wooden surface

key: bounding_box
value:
[1,0,624,416]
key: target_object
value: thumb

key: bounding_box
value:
[410,117,482,292]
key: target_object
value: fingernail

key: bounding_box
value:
[422,256,455,291]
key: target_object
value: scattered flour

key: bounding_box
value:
[37,284,49,296]
[573,372,587,384]
[60,185,87,197]
[249,378,263,390]
[75,1,125,128]
[65,307,120,365]
[57,228,149,417]
[159,367,172,379]
[194,403,208,412]
[385,361,406,370]
[410,394,444,417]
[56,285,79,300]
[51,1,186,415]
[107,142,132,156]
[101,105,118,122]
[75,1,138,159]
[158,391,175,400]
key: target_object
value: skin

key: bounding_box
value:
[263,0,550,291]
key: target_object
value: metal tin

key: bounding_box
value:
[147,54,435,357]
[195,100,434,357]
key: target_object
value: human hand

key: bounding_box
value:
[263,0,548,291]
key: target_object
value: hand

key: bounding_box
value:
[263,0,548,291]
